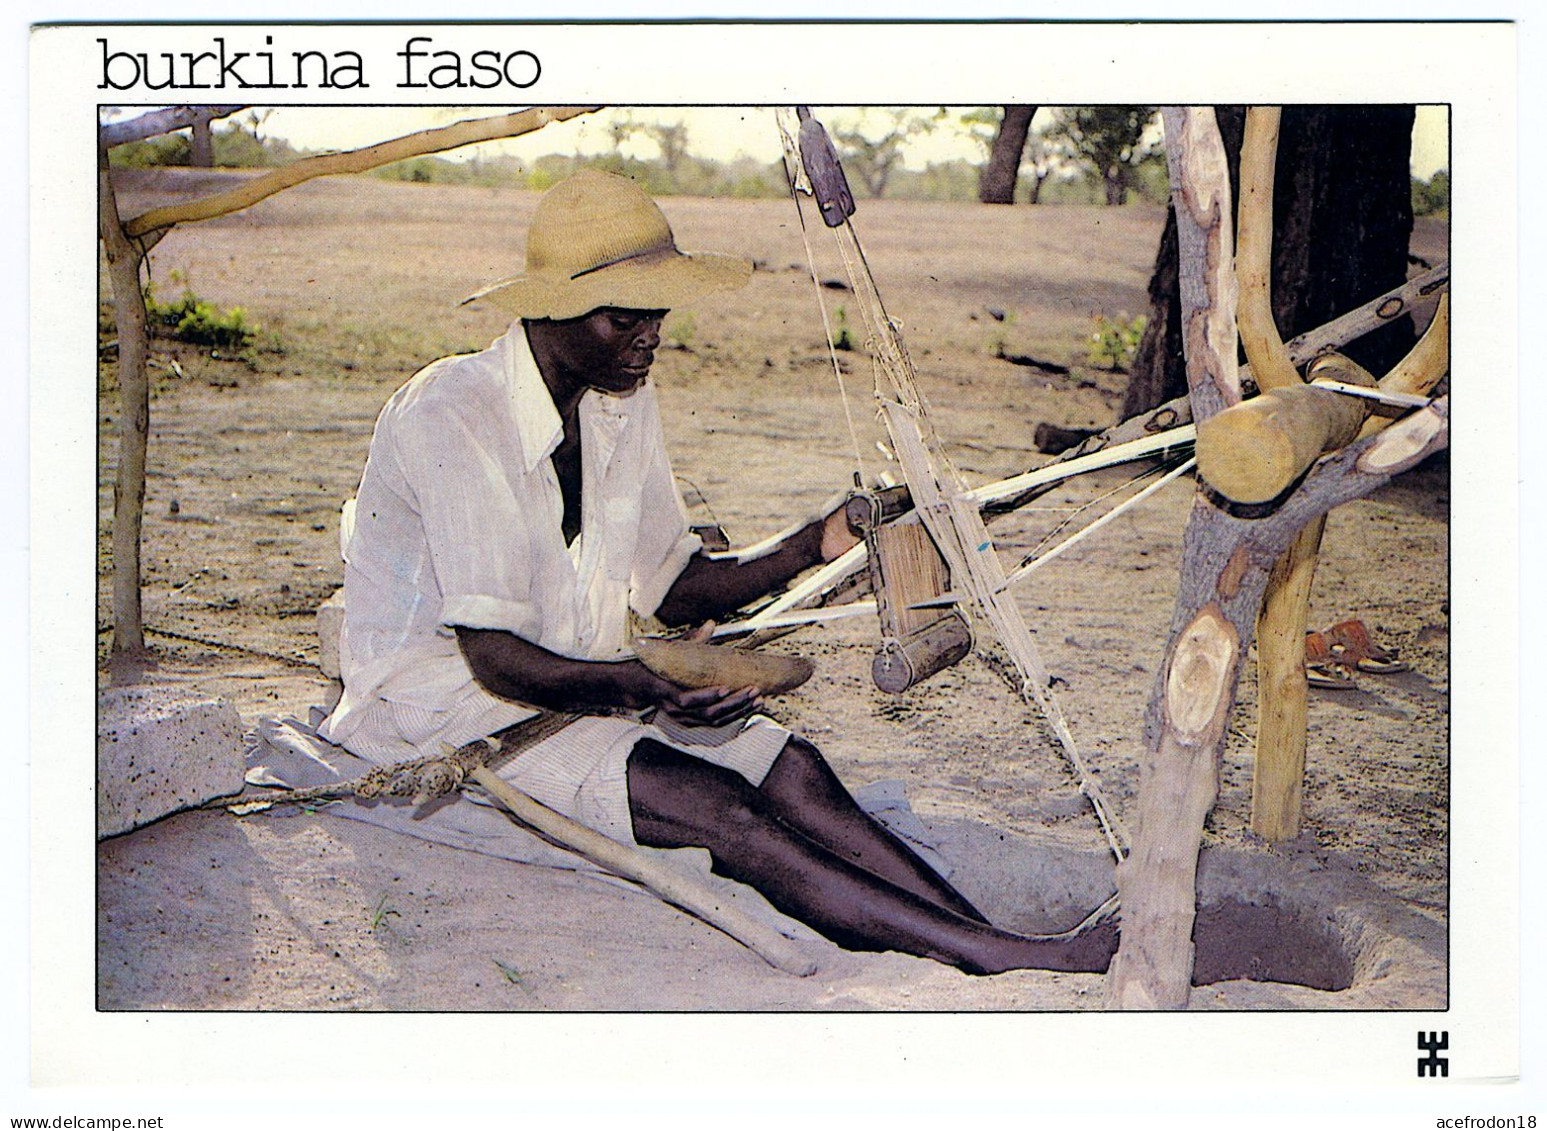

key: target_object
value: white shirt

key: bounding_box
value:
[319,323,701,761]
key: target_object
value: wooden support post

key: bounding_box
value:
[1108,106,1240,1010]
[1250,515,1323,841]
[98,143,151,657]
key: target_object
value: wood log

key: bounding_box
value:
[1195,366,1375,504]
[1108,106,1240,1010]
[1110,604,1239,1009]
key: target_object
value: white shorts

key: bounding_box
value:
[498,712,793,846]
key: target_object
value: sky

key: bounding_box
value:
[246,103,1451,180]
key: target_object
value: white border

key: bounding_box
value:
[17,11,1539,1119]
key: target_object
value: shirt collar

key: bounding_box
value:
[502,323,565,474]
[502,322,648,475]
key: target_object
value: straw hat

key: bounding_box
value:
[463,170,752,320]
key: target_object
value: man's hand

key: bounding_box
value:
[657,683,763,727]
[631,622,763,727]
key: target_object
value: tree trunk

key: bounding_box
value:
[190,116,213,167]
[978,105,1036,204]
[1103,165,1127,206]
[1124,105,1417,415]
[1121,205,1182,420]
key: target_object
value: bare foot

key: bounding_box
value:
[962,916,1120,976]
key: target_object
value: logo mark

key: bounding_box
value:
[1418,1031,1449,1078]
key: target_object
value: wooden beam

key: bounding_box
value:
[100,105,247,149]
[124,105,601,237]
[1195,367,1374,504]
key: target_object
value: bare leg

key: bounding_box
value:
[758,737,989,923]
[626,739,1117,975]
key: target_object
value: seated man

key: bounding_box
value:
[321,169,1115,976]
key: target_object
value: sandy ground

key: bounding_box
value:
[96,168,1450,1011]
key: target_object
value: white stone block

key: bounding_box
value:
[97,687,246,839]
[317,588,346,680]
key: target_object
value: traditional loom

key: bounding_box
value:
[846,485,973,694]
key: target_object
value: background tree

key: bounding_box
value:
[1122,105,1419,420]
[1046,105,1159,206]
[831,108,941,199]
[190,116,213,167]
[977,105,1037,204]
[1021,128,1068,205]
[609,113,694,192]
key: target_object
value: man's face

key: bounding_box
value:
[548,307,668,397]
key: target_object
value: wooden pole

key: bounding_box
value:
[1108,107,1240,1009]
[99,105,594,660]
[98,142,151,657]
[1233,105,1338,843]
[1250,516,1323,840]
[467,766,818,977]
[1234,107,1299,394]
[124,105,600,237]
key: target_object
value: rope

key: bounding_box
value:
[781,110,1131,864]
[214,711,578,814]
[1001,457,1197,589]
[778,112,869,485]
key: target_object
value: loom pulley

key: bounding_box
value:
[846,486,973,694]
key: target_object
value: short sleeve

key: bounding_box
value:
[388,386,547,641]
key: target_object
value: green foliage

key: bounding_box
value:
[833,307,856,352]
[373,153,525,187]
[1411,170,1450,217]
[144,272,256,350]
[368,895,401,932]
[1088,313,1147,371]
[1128,150,1172,206]
[108,113,304,169]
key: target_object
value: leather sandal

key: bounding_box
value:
[1304,629,1358,690]
[1324,618,1410,674]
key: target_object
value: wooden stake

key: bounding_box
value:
[1235,106,1300,393]
[468,765,818,978]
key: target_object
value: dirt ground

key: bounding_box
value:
[95,167,1451,1011]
